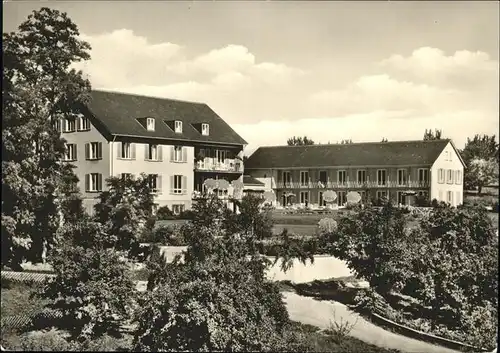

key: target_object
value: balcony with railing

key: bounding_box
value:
[275,180,430,189]
[194,158,243,173]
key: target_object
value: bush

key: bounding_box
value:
[39,220,136,341]
[12,329,76,351]
[133,193,305,352]
[155,205,174,220]
[152,224,186,246]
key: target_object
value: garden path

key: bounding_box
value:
[283,291,460,353]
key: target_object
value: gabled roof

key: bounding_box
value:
[82,90,247,146]
[245,140,452,169]
[243,175,265,186]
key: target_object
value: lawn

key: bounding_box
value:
[0,280,399,352]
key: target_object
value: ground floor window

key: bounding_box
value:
[318,191,326,206]
[359,191,366,204]
[338,191,347,206]
[300,191,309,205]
[447,190,454,205]
[397,191,405,205]
[376,190,387,201]
[172,204,185,215]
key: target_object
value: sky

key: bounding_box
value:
[4,1,499,155]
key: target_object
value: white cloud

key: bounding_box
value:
[309,74,469,116]
[379,47,499,91]
[73,29,182,88]
[75,29,498,152]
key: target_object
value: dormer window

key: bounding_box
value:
[201,123,209,136]
[146,118,155,131]
[175,120,183,133]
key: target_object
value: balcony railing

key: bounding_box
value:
[276,180,430,189]
[194,159,242,173]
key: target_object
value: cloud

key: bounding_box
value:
[379,47,499,91]
[74,29,498,151]
[73,29,182,88]
[309,74,469,116]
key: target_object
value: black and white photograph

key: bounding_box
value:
[2,1,499,352]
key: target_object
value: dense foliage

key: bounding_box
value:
[461,134,499,194]
[2,7,91,268]
[94,174,155,255]
[319,202,499,349]
[39,219,136,341]
[134,194,308,352]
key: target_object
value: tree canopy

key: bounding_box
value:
[287,136,315,146]
[2,7,91,268]
[461,134,499,193]
[423,128,443,140]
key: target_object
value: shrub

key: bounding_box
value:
[152,224,185,246]
[326,309,358,345]
[39,220,136,341]
[13,329,76,351]
[155,205,175,220]
[93,174,154,255]
[133,193,305,352]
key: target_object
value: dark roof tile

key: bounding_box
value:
[85,90,247,146]
[243,175,265,186]
[245,140,451,169]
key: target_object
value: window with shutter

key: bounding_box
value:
[172,146,183,162]
[78,117,91,131]
[87,173,102,192]
[172,175,182,194]
[87,142,102,160]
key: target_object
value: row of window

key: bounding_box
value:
[282,169,431,186]
[84,173,188,193]
[284,190,430,206]
[63,142,189,163]
[55,116,91,133]
[57,116,211,136]
[439,190,462,205]
[437,169,462,185]
[145,118,210,136]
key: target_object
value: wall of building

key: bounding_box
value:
[111,142,195,209]
[246,168,277,190]
[430,142,464,206]
[61,121,110,215]
[247,165,433,207]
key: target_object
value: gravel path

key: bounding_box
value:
[283,291,460,353]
